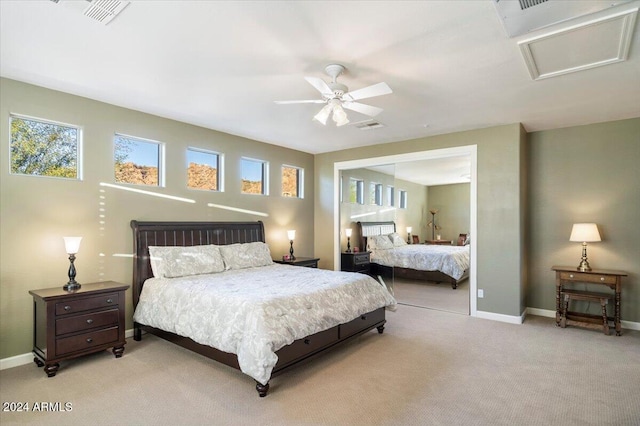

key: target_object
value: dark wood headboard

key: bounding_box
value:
[130,220,265,307]
[356,221,396,251]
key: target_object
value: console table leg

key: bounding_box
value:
[615,291,622,336]
[600,300,610,336]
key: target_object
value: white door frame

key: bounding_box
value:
[334,145,478,316]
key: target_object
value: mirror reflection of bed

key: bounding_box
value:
[339,155,471,315]
[359,221,470,315]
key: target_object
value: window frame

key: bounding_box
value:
[241,157,269,196]
[349,178,365,205]
[281,164,304,199]
[387,185,395,207]
[186,147,224,192]
[370,182,383,206]
[399,189,408,209]
[113,133,165,187]
[9,113,83,180]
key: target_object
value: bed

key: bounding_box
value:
[131,220,396,397]
[357,221,470,289]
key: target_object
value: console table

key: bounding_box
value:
[552,266,627,336]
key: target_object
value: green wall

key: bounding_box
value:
[427,183,470,243]
[527,118,640,322]
[0,78,315,359]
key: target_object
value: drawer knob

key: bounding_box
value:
[304,338,311,345]
[600,277,605,281]
[569,274,574,278]
[86,319,93,324]
[64,306,71,311]
[361,315,367,320]
[106,298,113,304]
[86,338,93,343]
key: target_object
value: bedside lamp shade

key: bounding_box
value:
[64,236,82,254]
[287,230,296,260]
[287,230,296,241]
[569,223,601,272]
[570,223,601,243]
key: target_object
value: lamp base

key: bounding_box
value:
[576,262,592,272]
[63,281,81,292]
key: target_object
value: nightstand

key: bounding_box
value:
[341,252,371,274]
[273,257,320,268]
[29,281,129,377]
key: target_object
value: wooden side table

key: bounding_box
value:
[425,240,452,245]
[29,281,129,376]
[552,266,627,336]
[341,251,371,274]
[273,257,320,268]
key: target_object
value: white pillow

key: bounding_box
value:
[389,232,407,247]
[148,245,225,278]
[219,242,273,270]
[370,235,394,250]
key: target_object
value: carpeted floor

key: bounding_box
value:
[392,276,469,314]
[1,306,639,425]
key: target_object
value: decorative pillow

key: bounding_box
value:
[389,232,407,247]
[148,245,225,278]
[219,242,273,270]
[370,234,394,250]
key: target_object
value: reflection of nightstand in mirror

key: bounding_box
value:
[341,252,370,275]
[273,257,319,268]
[425,240,452,245]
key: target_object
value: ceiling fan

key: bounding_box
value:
[275,64,392,126]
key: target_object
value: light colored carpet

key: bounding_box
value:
[1,306,639,425]
[392,276,469,314]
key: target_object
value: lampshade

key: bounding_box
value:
[345,228,352,237]
[313,104,332,125]
[287,230,296,240]
[569,223,601,242]
[63,237,82,254]
[406,227,412,233]
[332,104,349,126]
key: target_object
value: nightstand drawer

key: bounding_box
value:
[560,272,617,284]
[56,308,119,335]
[352,253,370,265]
[56,326,119,356]
[55,292,119,315]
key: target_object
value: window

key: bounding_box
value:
[10,115,81,179]
[114,134,162,186]
[370,183,383,206]
[387,185,395,207]
[399,190,408,209]
[349,178,364,204]
[282,165,303,198]
[241,157,268,195]
[187,148,222,191]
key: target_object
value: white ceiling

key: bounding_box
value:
[1,0,639,159]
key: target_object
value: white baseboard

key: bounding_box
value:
[526,307,640,331]
[1,328,135,371]
[476,310,525,324]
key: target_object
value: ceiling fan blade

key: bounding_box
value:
[274,100,326,104]
[343,102,384,117]
[304,76,333,97]
[343,82,392,101]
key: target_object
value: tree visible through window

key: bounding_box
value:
[187,148,220,191]
[282,165,303,198]
[10,115,80,179]
[114,135,161,186]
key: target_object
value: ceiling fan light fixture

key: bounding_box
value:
[332,104,350,127]
[313,104,333,125]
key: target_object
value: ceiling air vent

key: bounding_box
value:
[350,119,385,131]
[518,0,548,11]
[83,0,130,25]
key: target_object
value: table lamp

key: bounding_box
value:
[569,223,601,272]
[287,230,296,260]
[63,236,82,291]
[406,227,412,244]
[345,228,352,253]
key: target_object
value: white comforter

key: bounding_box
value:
[370,244,470,280]
[133,264,396,385]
